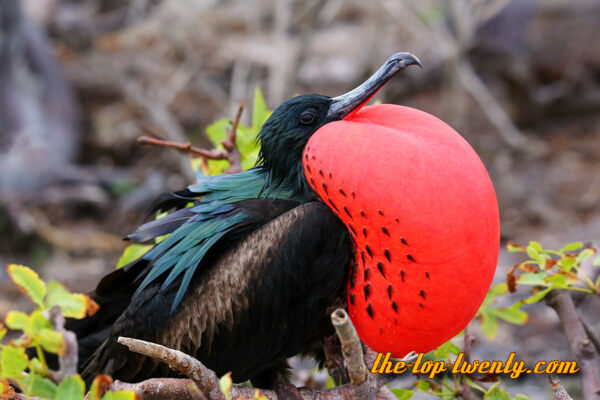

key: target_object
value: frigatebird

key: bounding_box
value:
[70,53,423,388]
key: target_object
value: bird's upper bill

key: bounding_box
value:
[327,52,422,121]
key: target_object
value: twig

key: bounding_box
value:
[549,374,574,400]
[546,291,600,400]
[331,309,398,400]
[137,135,229,161]
[323,335,349,386]
[221,105,244,174]
[111,378,205,400]
[117,337,226,400]
[460,324,475,400]
[48,306,78,382]
[457,62,547,155]
[136,105,244,175]
[331,309,367,385]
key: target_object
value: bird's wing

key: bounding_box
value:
[81,201,351,384]
[121,167,308,312]
[71,196,301,365]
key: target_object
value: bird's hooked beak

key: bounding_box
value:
[326,52,422,120]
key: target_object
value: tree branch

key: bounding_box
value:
[48,306,78,382]
[549,374,574,400]
[331,309,367,385]
[117,337,226,400]
[136,104,244,175]
[111,378,205,400]
[546,290,600,400]
[323,335,349,386]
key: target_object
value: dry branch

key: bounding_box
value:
[331,309,367,385]
[549,374,574,400]
[323,335,349,386]
[48,307,79,382]
[136,105,244,175]
[111,378,205,400]
[117,337,225,400]
[546,291,600,400]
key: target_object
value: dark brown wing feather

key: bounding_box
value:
[77,200,351,385]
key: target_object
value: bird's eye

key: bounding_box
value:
[300,109,316,124]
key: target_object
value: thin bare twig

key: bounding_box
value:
[48,307,78,382]
[117,337,226,400]
[331,309,367,385]
[137,135,229,161]
[137,105,245,175]
[459,324,475,400]
[546,291,600,400]
[549,374,574,400]
[111,378,205,400]
[323,335,349,386]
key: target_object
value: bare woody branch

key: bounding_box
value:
[549,374,574,400]
[117,337,226,400]
[137,104,244,175]
[48,306,79,382]
[111,378,206,400]
[331,309,367,385]
[546,290,600,400]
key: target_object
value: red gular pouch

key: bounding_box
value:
[302,104,500,357]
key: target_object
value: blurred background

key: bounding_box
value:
[0,0,599,398]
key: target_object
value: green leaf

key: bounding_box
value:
[205,118,230,147]
[324,375,336,389]
[512,395,532,400]
[526,246,542,262]
[56,375,85,400]
[117,244,152,269]
[523,287,553,304]
[516,272,548,286]
[577,249,596,264]
[6,264,46,308]
[545,274,567,287]
[481,283,508,307]
[391,388,414,399]
[480,309,498,339]
[415,380,431,391]
[29,376,58,399]
[593,254,600,266]
[0,346,28,376]
[38,329,65,355]
[29,358,46,375]
[46,281,98,319]
[220,372,233,400]
[485,387,511,400]
[30,310,52,335]
[4,311,30,331]
[506,242,524,253]
[561,242,583,252]
[101,391,137,400]
[528,241,543,252]
[490,306,528,325]
[434,341,461,359]
[463,376,486,393]
[558,256,576,271]
[252,86,271,133]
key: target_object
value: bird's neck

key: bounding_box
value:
[261,161,313,203]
